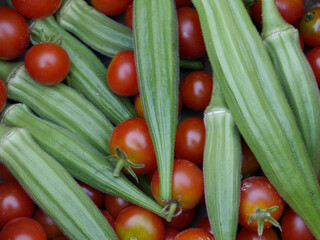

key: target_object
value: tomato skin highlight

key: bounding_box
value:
[107,50,139,96]
[125,3,133,29]
[151,159,204,210]
[115,206,165,240]
[91,0,132,16]
[104,194,133,219]
[177,7,206,59]
[0,7,30,60]
[12,0,62,19]
[236,227,279,240]
[174,228,215,240]
[306,47,320,86]
[77,181,104,208]
[24,43,70,85]
[299,7,320,48]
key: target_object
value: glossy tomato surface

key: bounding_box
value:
[180,71,213,110]
[12,0,62,19]
[0,217,46,240]
[174,228,214,240]
[24,43,70,85]
[239,176,285,232]
[0,181,34,227]
[100,209,115,229]
[241,141,260,178]
[164,208,195,229]
[306,47,320,86]
[115,205,165,240]
[107,50,139,96]
[281,208,316,240]
[77,181,104,208]
[109,118,157,175]
[125,3,133,29]
[151,159,204,210]
[104,194,133,218]
[0,78,7,112]
[174,117,206,164]
[0,7,30,60]
[237,227,279,240]
[177,7,206,59]
[299,7,320,47]
[197,217,213,235]
[165,228,180,240]
[91,0,132,16]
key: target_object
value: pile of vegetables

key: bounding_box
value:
[0,0,319,239]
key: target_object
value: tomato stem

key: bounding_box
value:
[160,193,182,222]
[305,11,315,22]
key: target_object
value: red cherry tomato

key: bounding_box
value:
[164,208,195,229]
[174,117,206,164]
[237,227,279,240]
[175,0,192,9]
[174,228,214,240]
[0,217,46,240]
[281,208,316,240]
[109,118,157,175]
[180,71,213,110]
[299,7,320,47]
[239,176,285,232]
[0,163,15,181]
[115,205,165,240]
[24,43,70,85]
[0,78,7,112]
[306,47,320,86]
[104,194,133,218]
[177,7,206,59]
[125,3,133,29]
[151,159,204,210]
[77,181,104,208]
[197,217,213,235]
[91,0,132,16]
[0,7,30,60]
[100,210,115,229]
[11,0,62,19]
[252,0,305,27]
[165,228,179,240]
[0,181,35,227]
[33,207,63,239]
[241,141,260,178]
[107,50,139,96]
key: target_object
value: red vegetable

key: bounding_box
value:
[91,0,132,16]
[299,7,320,47]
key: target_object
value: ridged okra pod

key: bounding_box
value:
[0,60,113,154]
[261,0,320,175]
[1,103,167,219]
[192,0,320,237]
[55,0,203,70]
[203,82,241,240]
[133,0,179,203]
[30,16,136,125]
[0,125,117,240]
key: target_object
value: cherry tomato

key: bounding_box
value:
[0,78,7,112]
[175,0,192,9]
[306,47,320,86]
[151,159,204,210]
[104,194,133,218]
[125,3,133,29]
[177,7,206,59]
[107,50,139,96]
[174,228,214,240]
[197,217,213,235]
[115,205,165,240]
[0,163,15,181]
[180,71,213,110]
[299,34,304,51]
[11,0,62,19]
[0,7,30,60]
[165,228,179,240]
[174,117,206,164]
[77,181,104,208]
[91,0,132,16]
[164,208,195,229]
[0,181,35,227]
[0,217,46,240]
[241,141,260,178]
[24,43,70,85]
[109,118,157,175]
[299,7,320,47]
[237,227,279,240]
[100,210,115,229]
[252,0,305,27]
[33,207,63,239]
[239,176,285,232]
[281,208,316,240]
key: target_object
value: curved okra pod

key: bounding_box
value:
[203,81,241,240]
[261,0,320,176]
[192,0,320,237]
[0,125,117,240]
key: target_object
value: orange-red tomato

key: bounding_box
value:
[91,0,132,16]
[237,227,279,240]
[241,141,260,178]
[299,7,320,48]
[164,208,195,229]
[104,194,133,219]
[174,228,215,240]
[125,3,133,29]
[306,47,320,86]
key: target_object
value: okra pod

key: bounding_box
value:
[0,125,117,240]
[203,81,241,240]
[1,103,166,219]
[261,0,320,175]
[193,0,320,237]
[30,16,136,125]
[133,0,179,203]
[0,60,113,154]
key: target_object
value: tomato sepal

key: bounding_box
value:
[160,194,182,222]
